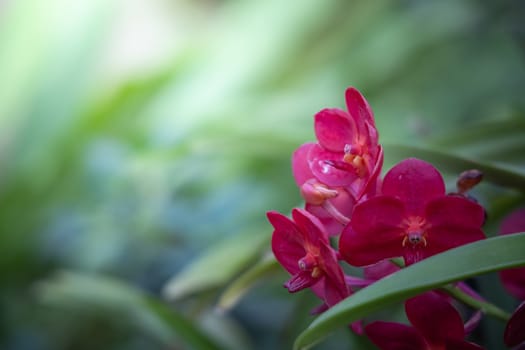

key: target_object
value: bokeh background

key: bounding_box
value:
[1,0,524,349]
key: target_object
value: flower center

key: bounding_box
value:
[402,216,428,247]
[343,143,368,178]
[298,252,322,278]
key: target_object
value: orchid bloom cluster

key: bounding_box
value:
[267,87,525,349]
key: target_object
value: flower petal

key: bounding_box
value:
[426,196,485,230]
[305,187,355,236]
[314,108,356,152]
[499,207,525,235]
[339,196,406,266]
[268,211,306,274]
[284,270,319,293]
[309,144,357,187]
[405,292,465,344]
[365,321,427,350]
[382,158,445,216]
[292,143,315,186]
[318,241,348,306]
[500,267,525,300]
[355,145,384,200]
[345,87,376,132]
[291,208,328,245]
[505,301,525,347]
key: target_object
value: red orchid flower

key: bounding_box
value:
[505,301,525,348]
[498,207,525,300]
[340,158,485,266]
[365,292,484,350]
[292,88,383,203]
[267,208,349,306]
[292,143,355,235]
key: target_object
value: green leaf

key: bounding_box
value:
[163,233,268,300]
[37,271,225,350]
[385,144,525,190]
[294,232,525,350]
[217,253,281,312]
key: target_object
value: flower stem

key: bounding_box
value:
[441,284,511,322]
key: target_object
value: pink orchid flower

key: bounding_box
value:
[366,292,484,350]
[340,158,485,266]
[267,208,349,307]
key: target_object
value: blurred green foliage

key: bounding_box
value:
[0,0,524,349]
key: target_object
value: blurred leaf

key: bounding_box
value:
[37,271,225,350]
[294,233,525,350]
[386,144,525,190]
[217,253,280,312]
[163,233,269,301]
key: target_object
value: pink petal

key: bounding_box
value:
[363,260,400,281]
[284,270,319,293]
[499,207,525,235]
[292,143,315,186]
[355,145,384,200]
[405,292,465,344]
[291,208,328,245]
[365,321,427,350]
[426,196,485,230]
[421,225,485,260]
[314,108,356,152]
[382,158,445,216]
[308,144,357,187]
[505,301,525,347]
[268,211,306,274]
[500,268,525,300]
[305,187,355,236]
[339,196,406,266]
[318,241,348,306]
[306,203,343,236]
[345,87,376,132]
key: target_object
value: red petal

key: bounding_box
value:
[268,211,306,274]
[292,208,328,245]
[345,87,376,132]
[363,260,400,281]
[292,143,315,186]
[355,145,384,200]
[500,267,525,300]
[382,158,445,216]
[340,199,405,266]
[309,144,357,187]
[314,109,356,152]
[405,292,465,343]
[284,270,319,293]
[426,196,485,229]
[365,321,427,350]
[340,196,406,266]
[499,207,525,235]
[505,301,525,347]
[318,241,348,306]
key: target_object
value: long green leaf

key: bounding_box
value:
[386,144,525,190]
[294,232,525,350]
[163,233,268,300]
[37,271,225,350]
[216,253,281,312]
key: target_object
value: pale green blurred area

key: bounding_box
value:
[0,0,524,349]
